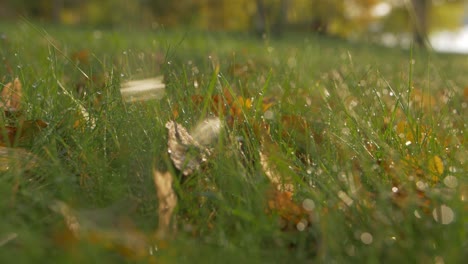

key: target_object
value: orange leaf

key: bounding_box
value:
[71,49,90,65]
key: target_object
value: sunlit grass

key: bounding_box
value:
[0,21,466,263]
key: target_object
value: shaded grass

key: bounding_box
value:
[0,21,466,263]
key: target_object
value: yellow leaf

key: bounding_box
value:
[429,155,444,176]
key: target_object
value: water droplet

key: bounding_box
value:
[296,220,307,231]
[302,199,315,211]
[338,191,353,206]
[264,110,274,120]
[414,210,421,218]
[360,232,373,244]
[443,175,458,188]
[416,181,426,191]
[432,205,455,224]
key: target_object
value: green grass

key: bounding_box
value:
[0,21,466,263]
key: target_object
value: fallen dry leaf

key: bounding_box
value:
[153,168,177,239]
[71,49,90,65]
[57,80,96,129]
[166,120,218,176]
[0,232,18,247]
[0,146,40,172]
[0,119,48,147]
[0,77,22,112]
[259,149,295,192]
[267,189,313,231]
[51,200,151,259]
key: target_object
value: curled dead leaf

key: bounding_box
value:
[153,168,177,239]
[166,118,221,176]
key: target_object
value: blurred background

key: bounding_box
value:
[0,0,467,53]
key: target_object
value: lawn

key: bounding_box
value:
[0,21,466,263]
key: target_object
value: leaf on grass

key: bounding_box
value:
[120,77,165,103]
[57,80,96,129]
[0,146,40,172]
[51,200,151,259]
[153,168,177,239]
[428,155,444,182]
[71,49,90,65]
[0,232,18,247]
[267,189,313,231]
[259,149,295,192]
[0,120,48,147]
[0,77,22,112]
[166,118,221,176]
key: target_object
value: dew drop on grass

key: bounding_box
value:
[302,199,315,211]
[414,210,421,219]
[443,175,458,188]
[264,110,274,120]
[296,219,307,231]
[416,181,427,191]
[360,232,373,244]
[432,205,455,225]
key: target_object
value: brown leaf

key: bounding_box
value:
[0,120,48,147]
[267,189,313,231]
[166,120,213,176]
[71,49,90,65]
[51,200,151,260]
[0,146,40,172]
[0,78,22,112]
[153,168,177,239]
[259,148,295,192]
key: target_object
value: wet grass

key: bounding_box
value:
[0,21,466,263]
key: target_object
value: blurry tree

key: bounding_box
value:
[254,0,290,36]
[380,0,465,46]
[410,0,429,46]
[1,0,466,43]
[146,0,197,27]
